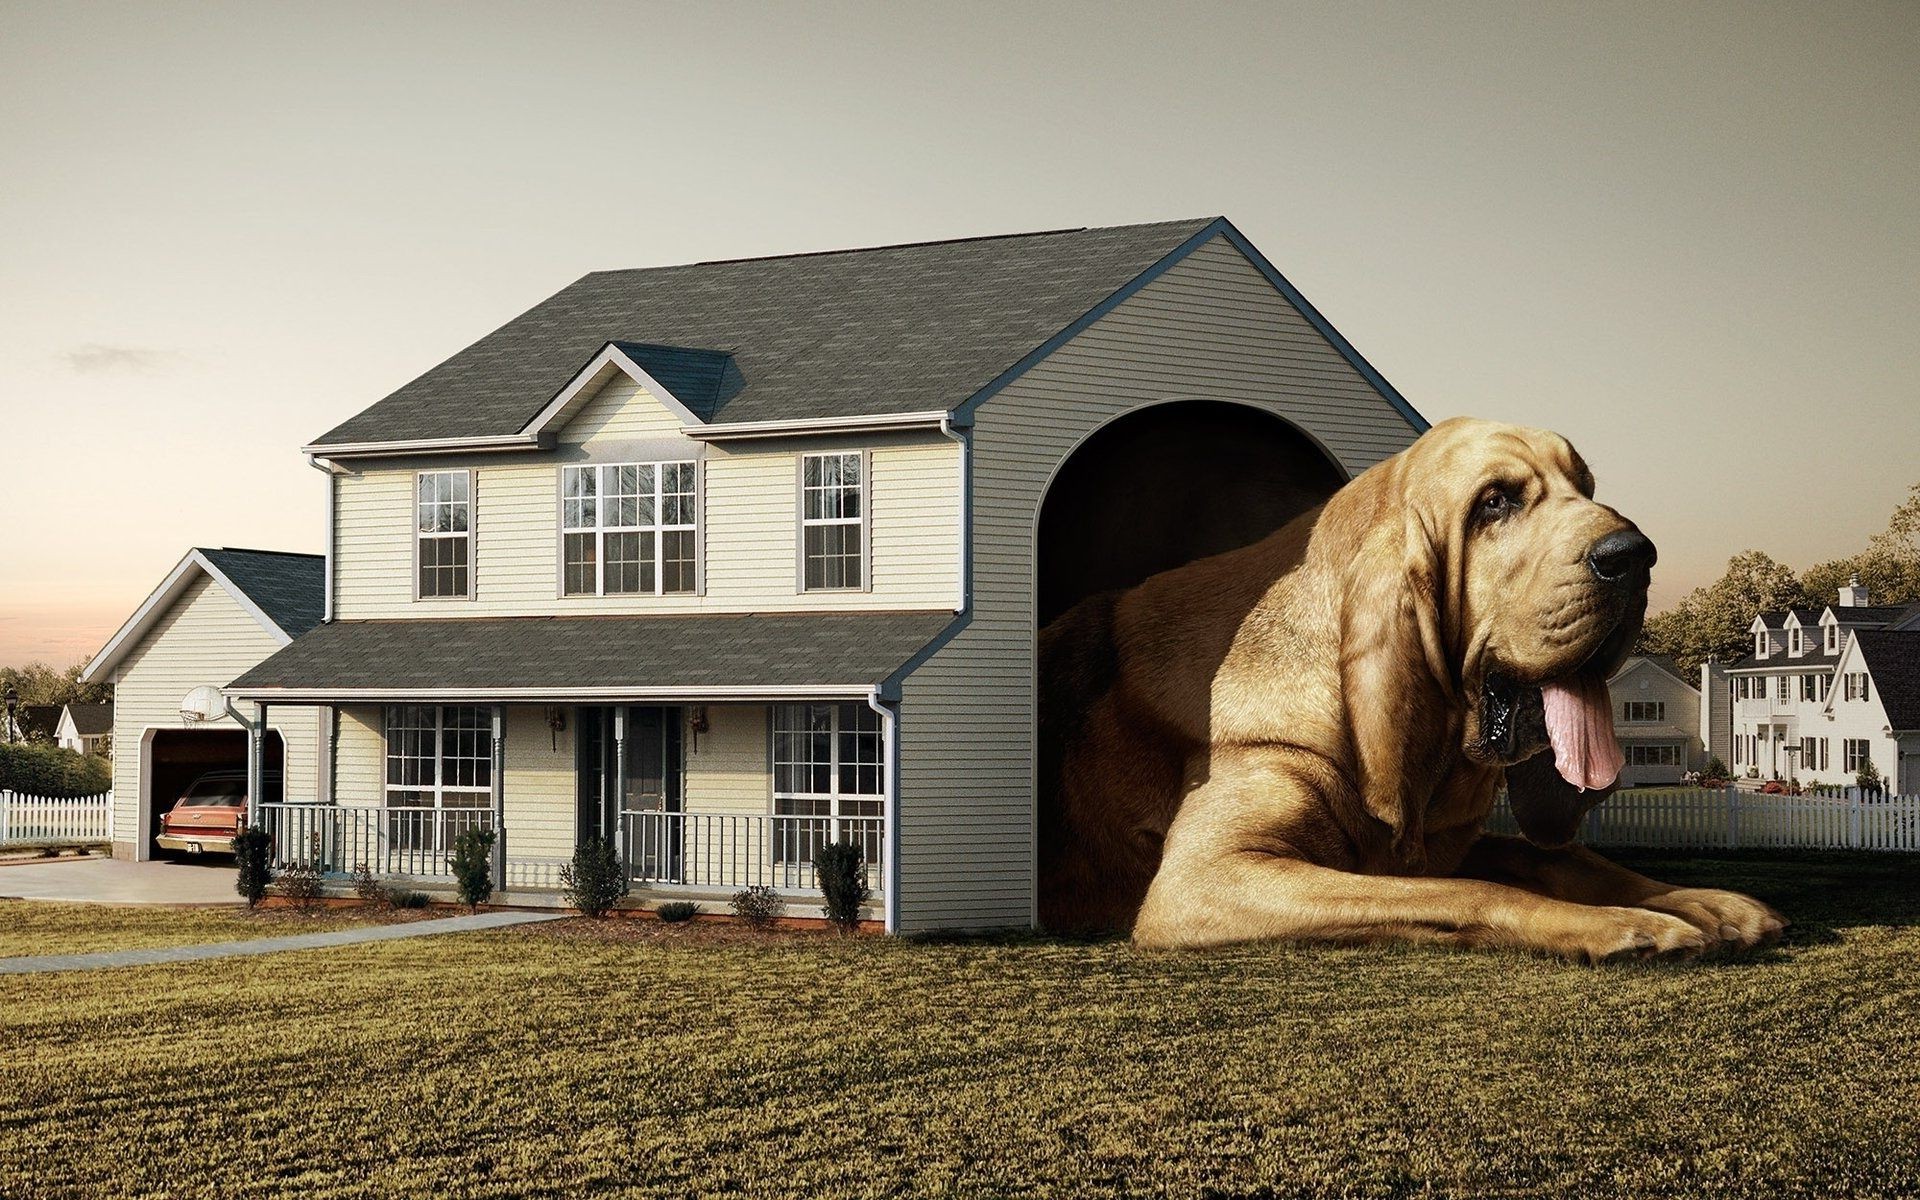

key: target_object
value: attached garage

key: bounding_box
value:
[80,548,324,861]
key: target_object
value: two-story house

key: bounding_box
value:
[1717,578,1920,790]
[86,217,1430,931]
[1608,654,1702,787]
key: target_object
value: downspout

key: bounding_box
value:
[938,414,973,614]
[308,455,341,623]
[865,686,901,934]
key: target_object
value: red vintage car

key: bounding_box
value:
[155,769,278,856]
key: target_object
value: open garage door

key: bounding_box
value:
[144,728,283,860]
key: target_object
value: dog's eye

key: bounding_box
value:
[1475,488,1517,524]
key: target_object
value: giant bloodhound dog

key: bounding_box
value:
[1039,417,1783,961]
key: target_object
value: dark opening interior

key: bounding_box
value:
[1036,401,1349,628]
[146,728,283,859]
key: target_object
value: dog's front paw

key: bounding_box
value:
[1640,888,1786,952]
[1571,906,1708,964]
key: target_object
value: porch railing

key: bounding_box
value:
[620,810,885,893]
[257,802,493,879]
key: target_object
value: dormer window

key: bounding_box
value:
[1825,625,1837,653]
[1755,632,1767,659]
[1789,627,1802,654]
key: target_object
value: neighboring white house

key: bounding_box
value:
[1609,655,1702,787]
[54,702,113,756]
[85,216,1432,932]
[1720,578,1920,790]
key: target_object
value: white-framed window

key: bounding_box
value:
[1623,701,1665,723]
[1825,625,1838,653]
[799,452,866,591]
[1818,674,1832,701]
[771,702,883,867]
[1843,672,1871,702]
[1776,675,1791,703]
[1819,738,1830,771]
[560,462,698,596]
[1789,627,1803,654]
[1755,632,1768,659]
[1627,744,1680,767]
[1755,677,1768,700]
[415,470,472,599]
[1844,738,1871,774]
[384,705,492,810]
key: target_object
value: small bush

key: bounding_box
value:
[233,827,273,908]
[389,889,432,910]
[447,827,496,911]
[559,835,625,918]
[1702,755,1729,781]
[352,863,391,909]
[813,842,871,934]
[277,862,325,910]
[655,901,698,923]
[730,885,785,928]
[0,741,111,797]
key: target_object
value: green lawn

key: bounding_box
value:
[3,852,1918,1198]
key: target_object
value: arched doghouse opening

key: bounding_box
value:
[1037,400,1349,628]
[1033,400,1350,929]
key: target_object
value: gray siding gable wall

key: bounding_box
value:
[895,233,1424,932]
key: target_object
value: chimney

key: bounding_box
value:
[1838,573,1869,608]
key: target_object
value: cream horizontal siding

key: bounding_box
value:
[896,234,1424,932]
[108,574,319,854]
[501,706,576,863]
[331,383,958,618]
[684,703,770,815]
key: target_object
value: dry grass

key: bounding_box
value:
[0,900,434,959]
[1,851,1917,1198]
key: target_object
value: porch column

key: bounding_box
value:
[490,706,506,893]
[611,707,628,876]
[245,701,268,831]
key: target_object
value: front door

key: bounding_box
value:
[574,707,684,874]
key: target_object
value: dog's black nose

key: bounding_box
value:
[1588,530,1656,581]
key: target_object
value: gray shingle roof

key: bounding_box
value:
[1852,630,1920,730]
[228,613,956,695]
[1725,651,1841,674]
[200,549,325,639]
[63,702,112,736]
[310,219,1219,446]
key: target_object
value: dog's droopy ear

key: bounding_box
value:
[1334,466,1455,868]
[1504,749,1614,848]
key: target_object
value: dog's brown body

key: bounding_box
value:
[1039,417,1783,961]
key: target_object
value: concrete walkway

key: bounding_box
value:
[0,910,563,975]
[0,858,241,905]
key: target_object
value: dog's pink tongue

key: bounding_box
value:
[1541,676,1624,791]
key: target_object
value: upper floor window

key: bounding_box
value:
[1844,672,1872,702]
[1776,675,1791,701]
[1825,624,1838,653]
[416,470,472,599]
[800,452,865,591]
[1622,701,1665,723]
[1755,632,1768,659]
[561,462,698,596]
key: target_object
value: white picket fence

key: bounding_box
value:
[0,790,113,846]
[1487,786,1920,853]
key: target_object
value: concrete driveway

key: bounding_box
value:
[0,858,240,905]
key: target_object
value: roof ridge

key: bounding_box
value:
[585,217,1217,276]
[198,546,324,560]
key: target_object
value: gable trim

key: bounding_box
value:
[80,550,296,684]
[520,342,707,438]
[951,217,1430,434]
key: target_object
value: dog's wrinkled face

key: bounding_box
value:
[1402,419,1653,771]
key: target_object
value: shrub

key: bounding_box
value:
[559,835,624,918]
[233,827,273,908]
[813,842,871,934]
[1858,760,1884,796]
[656,900,698,923]
[277,862,325,910]
[447,827,496,911]
[1702,755,1729,783]
[0,741,111,797]
[389,889,432,910]
[730,885,785,928]
[352,863,391,908]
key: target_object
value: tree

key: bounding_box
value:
[1638,551,1809,674]
[0,659,111,708]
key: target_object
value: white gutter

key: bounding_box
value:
[224,683,880,704]
[298,433,546,458]
[689,411,952,442]
[866,686,902,934]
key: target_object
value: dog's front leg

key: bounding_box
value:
[1457,834,1785,952]
[1131,747,1706,963]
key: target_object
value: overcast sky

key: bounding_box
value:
[1,1,1915,667]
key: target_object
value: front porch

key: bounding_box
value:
[247,698,892,914]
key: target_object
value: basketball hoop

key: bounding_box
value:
[179,685,225,724]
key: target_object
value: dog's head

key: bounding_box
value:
[1322,417,1651,856]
